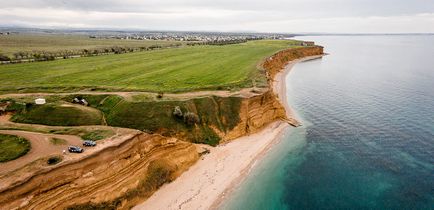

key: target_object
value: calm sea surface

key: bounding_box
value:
[220,35,434,210]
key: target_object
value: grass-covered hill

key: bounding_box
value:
[11,103,104,126]
[6,94,242,146]
[0,40,300,93]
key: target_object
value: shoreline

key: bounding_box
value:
[133,55,323,210]
[211,54,325,209]
[275,55,325,122]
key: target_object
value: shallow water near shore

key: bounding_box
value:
[220,35,434,210]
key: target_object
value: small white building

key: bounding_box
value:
[35,98,46,105]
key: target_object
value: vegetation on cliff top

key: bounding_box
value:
[0,134,31,162]
[96,95,241,145]
[11,104,103,126]
[6,94,241,145]
[0,40,301,93]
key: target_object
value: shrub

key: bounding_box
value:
[183,112,199,126]
[47,156,62,165]
[50,137,67,145]
[0,54,11,61]
[81,130,114,141]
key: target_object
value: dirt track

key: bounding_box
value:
[0,87,268,101]
[0,130,83,175]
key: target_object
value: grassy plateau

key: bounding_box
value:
[0,34,182,57]
[0,40,300,93]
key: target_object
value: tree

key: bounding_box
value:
[183,112,199,126]
[0,54,11,61]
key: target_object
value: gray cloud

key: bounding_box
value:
[1,0,434,33]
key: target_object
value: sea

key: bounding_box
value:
[220,35,434,210]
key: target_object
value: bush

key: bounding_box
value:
[81,130,114,141]
[0,54,11,61]
[50,137,67,145]
[172,106,183,119]
[47,156,62,165]
[183,112,199,126]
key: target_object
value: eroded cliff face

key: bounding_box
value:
[221,90,286,141]
[221,46,324,141]
[0,133,199,210]
[264,46,324,79]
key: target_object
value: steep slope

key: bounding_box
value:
[0,133,199,210]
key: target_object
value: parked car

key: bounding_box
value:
[68,146,84,153]
[83,140,97,147]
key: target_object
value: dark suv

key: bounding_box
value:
[83,140,97,147]
[68,146,84,153]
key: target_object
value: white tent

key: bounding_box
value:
[35,98,46,105]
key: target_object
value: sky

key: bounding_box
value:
[1,0,433,33]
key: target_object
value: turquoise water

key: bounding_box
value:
[220,36,434,210]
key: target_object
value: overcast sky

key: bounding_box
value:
[1,0,433,33]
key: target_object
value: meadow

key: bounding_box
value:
[0,34,182,57]
[0,39,300,93]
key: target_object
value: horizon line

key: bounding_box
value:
[0,26,433,36]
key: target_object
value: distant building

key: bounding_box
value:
[301,41,315,46]
[35,98,46,105]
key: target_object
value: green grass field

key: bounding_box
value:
[0,134,31,162]
[0,34,182,57]
[11,104,103,126]
[0,40,300,93]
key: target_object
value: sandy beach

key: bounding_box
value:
[274,55,325,124]
[133,55,322,210]
[133,121,288,210]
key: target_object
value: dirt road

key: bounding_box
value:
[0,87,268,101]
[0,130,83,175]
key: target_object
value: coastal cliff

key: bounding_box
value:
[103,46,324,144]
[222,90,287,141]
[0,133,199,210]
[264,46,324,79]
[0,46,323,209]
[211,46,325,142]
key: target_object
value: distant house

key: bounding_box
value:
[35,98,46,105]
[301,41,315,46]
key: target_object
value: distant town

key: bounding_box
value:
[88,32,289,42]
[0,27,293,42]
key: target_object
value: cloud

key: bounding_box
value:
[1,0,433,33]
